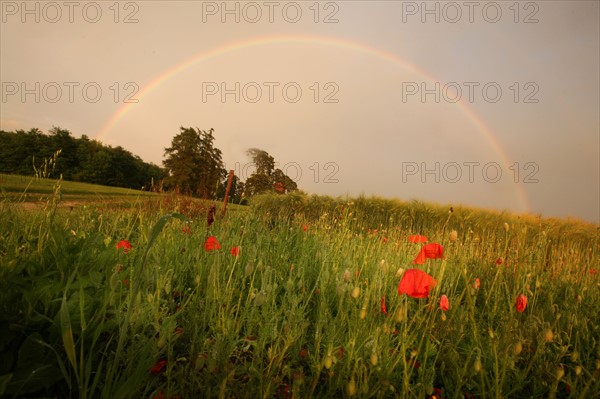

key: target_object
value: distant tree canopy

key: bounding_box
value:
[0,126,301,199]
[0,127,164,189]
[244,148,298,196]
[163,127,226,198]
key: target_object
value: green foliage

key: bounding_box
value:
[0,127,164,190]
[0,191,598,398]
[244,148,298,196]
[163,127,226,198]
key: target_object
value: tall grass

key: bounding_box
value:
[0,191,598,398]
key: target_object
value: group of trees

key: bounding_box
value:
[0,126,299,201]
[162,127,298,202]
[0,127,163,189]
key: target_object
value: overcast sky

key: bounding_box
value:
[1,1,598,223]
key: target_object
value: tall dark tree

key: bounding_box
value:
[163,127,225,197]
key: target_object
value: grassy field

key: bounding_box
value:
[0,173,158,203]
[0,181,599,398]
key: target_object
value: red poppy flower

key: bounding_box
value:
[203,236,221,251]
[381,295,388,315]
[122,279,129,286]
[516,294,527,313]
[398,269,437,298]
[496,257,503,266]
[590,269,598,274]
[302,224,309,232]
[276,383,292,399]
[473,278,481,290]
[152,391,165,399]
[408,234,428,243]
[439,295,449,311]
[230,246,240,256]
[381,237,389,244]
[181,224,191,235]
[116,239,132,253]
[299,348,309,358]
[149,359,167,375]
[412,243,444,265]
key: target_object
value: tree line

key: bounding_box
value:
[0,126,298,202]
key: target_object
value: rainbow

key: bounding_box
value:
[94,34,529,212]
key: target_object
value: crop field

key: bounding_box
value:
[1,181,599,398]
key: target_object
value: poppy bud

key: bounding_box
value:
[503,223,510,232]
[359,307,367,320]
[343,269,352,282]
[575,365,582,376]
[449,230,458,242]
[544,329,554,342]
[474,357,482,373]
[370,352,378,366]
[351,287,360,299]
[514,342,523,355]
[555,366,565,380]
[347,378,357,396]
[324,354,333,369]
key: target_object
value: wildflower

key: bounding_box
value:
[590,269,598,274]
[276,383,292,399]
[413,243,444,265]
[149,359,167,375]
[516,294,527,313]
[544,329,554,342]
[181,224,191,235]
[496,257,503,266]
[503,222,510,232]
[473,278,481,290]
[302,224,309,232]
[381,295,388,315]
[398,269,437,298]
[439,295,450,311]
[449,230,458,242]
[122,279,129,286]
[381,237,389,244]
[203,236,221,251]
[116,239,132,253]
[408,234,428,243]
[229,246,240,256]
[299,348,309,358]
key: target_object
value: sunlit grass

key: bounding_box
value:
[0,190,598,398]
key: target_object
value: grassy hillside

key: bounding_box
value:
[0,183,598,398]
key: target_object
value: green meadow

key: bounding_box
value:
[1,178,599,398]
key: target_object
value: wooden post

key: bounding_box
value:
[222,170,234,216]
